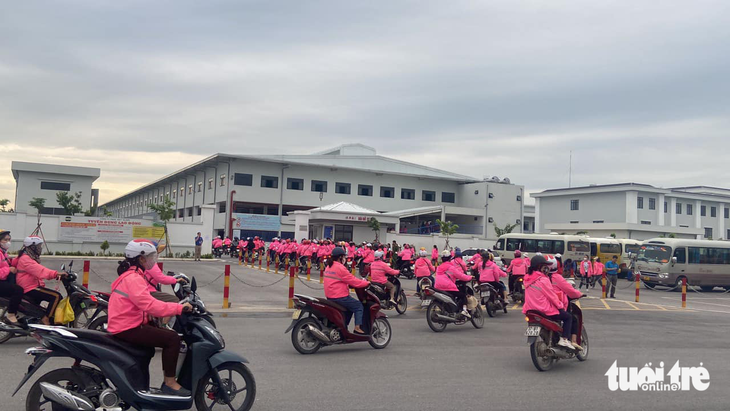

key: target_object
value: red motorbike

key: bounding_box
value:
[524,297,589,371]
[285,287,392,354]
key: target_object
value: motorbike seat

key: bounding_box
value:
[525,310,563,331]
[0,297,50,317]
[317,299,347,312]
[70,328,155,359]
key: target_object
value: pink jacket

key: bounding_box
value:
[579,260,593,276]
[0,249,12,281]
[431,248,439,260]
[370,260,399,284]
[300,245,312,257]
[522,272,563,316]
[108,267,183,334]
[212,239,223,248]
[323,261,369,299]
[269,241,279,252]
[317,245,329,257]
[507,258,527,275]
[478,260,507,283]
[434,261,472,292]
[143,264,177,293]
[592,262,605,277]
[470,254,483,268]
[414,257,435,278]
[551,274,582,307]
[347,245,356,257]
[254,240,264,250]
[14,255,58,293]
[362,249,375,264]
[452,258,468,274]
[223,238,231,246]
[398,249,413,261]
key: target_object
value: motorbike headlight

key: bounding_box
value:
[203,324,225,349]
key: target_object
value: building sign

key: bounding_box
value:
[344,215,369,222]
[59,217,165,243]
[233,213,281,232]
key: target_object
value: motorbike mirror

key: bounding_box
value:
[191,277,197,292]
[61,264,66,271]
[174,283,181,293]
[69,261,73,268]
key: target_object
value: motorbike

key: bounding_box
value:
[285,286,392,354]
[212,247,224,258]
[510,275,525,304]
[476,281,508,317]
[370,275,408,314]
[14,277,256,411]
[423,280,485,332]
[524,297,589,371]
[416,276,434,307]
[397,258,415,279]
[0,262,107,344]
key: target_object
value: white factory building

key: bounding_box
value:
[101,144,526,244]
[532,183,730,240]
[11,161,100,215]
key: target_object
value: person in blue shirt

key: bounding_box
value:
[605,255,620,298]
[194,232,204,262]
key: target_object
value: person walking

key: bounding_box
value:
[605,255,620,298]
[194,232,203,261]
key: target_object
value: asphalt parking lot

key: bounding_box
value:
[1,257,728,410]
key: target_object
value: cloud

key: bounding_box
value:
[1,0,729,207]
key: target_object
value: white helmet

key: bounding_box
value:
[441,250,451,258]
[545,254,558,273]
[419,250,428,258]
[374,250,384,260]
[23,236,44,247]
[555,253,562,259]
[366,243,372,248]
[125,239,158,258]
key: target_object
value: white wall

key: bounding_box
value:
[385,232,498,252]
[15,170,97,213]
[537,192,627,233]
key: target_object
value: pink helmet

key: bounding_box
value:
[514,250,522,257]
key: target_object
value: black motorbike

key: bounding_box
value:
[370,275,408,314]
[396,258,415,279]
[476,281,508,317]
[0,261,106,344]
[510,275,525,304]
[423,280,485,332]
[14,277,256,411]
[212,247,224,258]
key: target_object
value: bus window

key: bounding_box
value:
[625,244,641,255]
[590,243,597,257]
[495,239,505,250]
[506,239,521,251]
[600,244,621,255]
[522,239,537,252]
[673,248,686,264]
[536,240,553,253]
[553,240,565,254]
[568,241,590,252]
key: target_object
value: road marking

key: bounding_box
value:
[625,301,640,310]
[600,299,611,310]
[512,304,520,309]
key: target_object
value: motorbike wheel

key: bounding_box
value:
[291,318,322,355]
[486,301,496,318]
[470,306,485,329]
[426,301,447,333]
[530,339,555,372]
[87,315,108,332]
[26,368,91,411]
[71,305,104,329]
[195,362,256,411]
[576,326,589,361]
[368,318,392,349]
[395,290,407,315]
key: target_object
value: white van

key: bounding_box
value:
[636,238,730,291]
[493,233,591,265]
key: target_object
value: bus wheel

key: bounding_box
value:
[672,276,687,292]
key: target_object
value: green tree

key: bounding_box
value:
[610,233,617,238]
[28,197,46,214]
[493,223,519,237]
[436,219,459,250]
[367,217,381,242]
[0,199,9,212]
[576,231,588,235]
[99,206,112,217]
[100,240,110,255]
[148,196,175,257]
[84,205,98,217]
[56,191,84,215]
[668,233,676,238]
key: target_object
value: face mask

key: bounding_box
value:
[140,253,158,270]
[0,242,10,250]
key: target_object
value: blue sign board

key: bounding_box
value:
[232,213,281,232]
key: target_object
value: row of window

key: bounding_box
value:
[571,198,730,219]
[40,181,72,191]
[673,246,730,264]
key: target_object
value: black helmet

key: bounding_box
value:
[331,247,347,259]
[0,230,10,239]
[530,255,549,272]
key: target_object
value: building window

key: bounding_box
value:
[173,190,177,199]
[335,182,351,195]
[261,175,279,189]
[358,184,373,196]
[422,190,436,202]
[197,182,202,192]
[711,206,717,218]
[516,195,522,202]
[676,203,682,215]
[727,229,730,239]
[687,204,693,215]
[701,205,706,216]
[218,201,226,213]
[196,206,202,216]
[178,209,184,218]
[287,178,303,190]
[334,225,354,242]
[726,208,729,219]
[40,181,71,191]
[664,202,668,213]
[637,197,644,209]
[311,180,328,193]
[641,220,652,225]
[380,186,394,198]
[208,178,214,189]
[570,200,580,211]
[570,220,579,224]
[180,187,184,196]
[187,207,193,217]
[188,185,193,195]
[220,174,226,187]
[649,198,656,210]
[442,192,455,203]
[704,227,713,239]
[593,220,604,223]
[401,188,415,200]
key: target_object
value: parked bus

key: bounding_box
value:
[589,238,641,278]
[636,238,730,291]
[493,233,591,265]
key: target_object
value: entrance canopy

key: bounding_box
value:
[289,202,400,242]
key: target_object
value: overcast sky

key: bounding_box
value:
[2,1,729,208]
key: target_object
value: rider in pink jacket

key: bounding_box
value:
[143,263,177,293]
[477,253,508,301]
[434,253,474,317]
[212,237,223,249]
[323,248,370,334]
[370,253,399,304]
[13,237,63,325]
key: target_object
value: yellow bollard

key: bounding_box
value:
[601,275,607,299]
[307,258,311,281]
[238,249,242,265]
[266,253,271,273]
[275,254,279,275]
